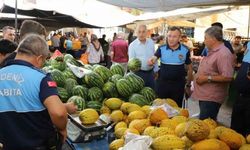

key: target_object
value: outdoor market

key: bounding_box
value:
[0,0,250,150]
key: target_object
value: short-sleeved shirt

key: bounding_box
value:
[191,43,234,103]
[87,43,104,64]
[0,60,58,149]
[111,38,128,63]
[155,44,191,81]
[201,39,234,56]
[128,38,159,72]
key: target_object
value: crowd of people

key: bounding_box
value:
[0,19,250,149]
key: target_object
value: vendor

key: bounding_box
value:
[231,41,250,137]
[0,34,68,150]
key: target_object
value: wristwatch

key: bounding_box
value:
[208,75,212,83]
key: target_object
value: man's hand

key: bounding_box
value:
[196,75,208,85]
[64,102,78,114]
[148,56,157,66]
[59,129,67,143]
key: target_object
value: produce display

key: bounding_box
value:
[44,54,250,150]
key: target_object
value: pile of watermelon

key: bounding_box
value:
[42,54,156,112]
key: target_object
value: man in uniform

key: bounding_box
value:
[0,34,68,149]
[148,27,193,107]
[231,41,250,137]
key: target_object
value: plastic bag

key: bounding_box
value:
[66,62,92,78]
[119,133,153,150]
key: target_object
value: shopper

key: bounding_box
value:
[2,26,15,42]
[191,26,234,120]
[0,39,17,67]
[231,41,250,137]
[148,27,193,107]
[128,24,158,89]
[87,34,104,65]
[0,34,68,150]
[110,32,128,72]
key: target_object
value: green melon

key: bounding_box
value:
[51,59,66,71]
[63,68,77,80]
[110,63,125,76]
[109,74,123,83]
[64,78,78,96]
[88,87,103,102]
[67,96,86,111]
[93,65,112,82]
[64,54,74,62]
[116,79,133,98]
[57,87,69,103]
[72,85,88,100]
[87,101,102,111]
[139,87,156,102]
[84,72,104,88]
[124,72,144,93]
[129,93,150,107]
[102,82,118,98]
[128,58,141,72]
[50,69,65,87]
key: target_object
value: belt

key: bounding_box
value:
[240,93,250,98]
[139,69,153,72]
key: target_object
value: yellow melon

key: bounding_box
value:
[185,119,210,142]
[160,119,178,130]
[152,98,166,106]
[143,126,175,138]
[171,116,187,125]
[175,122,187,137]
[128,110,146,122]
[166,98,179,107]
[100,105,111,114]
[152,135,185,150]
[239,144,250,150]
[181,136,193,149]
[191,139,230,150]
[79,108,99,125]
[203,118,217,129]
[109,139,124,150]
[110,110,124,122]
[179,108,189,118]
[114,121,127,132]
[149,108,168,125]
[247,134,250,144]
[141,105,151,116]
[120,102,132,114]
[127,103,142,114]
[217,127,243,149]
[208,129,217,139]
[129,119,151,134]
[104,98,123,110]
[114,127,127,139]
[124,128,140,135]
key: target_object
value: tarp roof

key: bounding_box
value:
[0,0,136,28]
[98,0,250,12]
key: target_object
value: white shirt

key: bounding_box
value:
[87,43,104,64]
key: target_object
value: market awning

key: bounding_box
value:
[97,0,250,12]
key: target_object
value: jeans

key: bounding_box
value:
[199,101,221,120]
[231,94,250,136]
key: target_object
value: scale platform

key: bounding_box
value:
[67,113,108,143]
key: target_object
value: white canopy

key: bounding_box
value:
[0,0,136,27]
[98,0,250,12]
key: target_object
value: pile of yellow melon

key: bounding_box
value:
[103,98,250,150]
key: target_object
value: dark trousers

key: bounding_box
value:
[135,70,155,90]
[199,101,221,120]
[231,94,250,136]
[156,79,185,107]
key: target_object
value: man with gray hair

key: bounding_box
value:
[2,26,15,42]
[0,34,68,150]
[191,26,234,120]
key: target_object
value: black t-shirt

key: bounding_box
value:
[0,51,17,68]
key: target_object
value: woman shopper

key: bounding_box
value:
[86,34,104,65]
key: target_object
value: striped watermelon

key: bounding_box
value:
[128,58,141,72]
[116,79,133,98]
[66,58,82,67]
[129,93,150,106]
[50,69,66,87]
[42,66,53,73]
[124,72,144,93]
[64,78,78,96]
[109,74,123,83]
[63,68,77,80]
[67,96,86,111]
[84,72,104,88]
[93,65,112,82]
[139,87,156,102]
[64,54,74,62]
[51,59,66,71]
[43,59,51,67]
[88,87,103,102]
[57,87,69,103]
[87,101,102,111]
[110,63,125,76]
[102,82,118,98]
[72,85,88,100]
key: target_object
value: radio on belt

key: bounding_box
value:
[67,113,108,143]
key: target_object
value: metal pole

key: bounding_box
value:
[15,0,18,35]
[248,5,250,38]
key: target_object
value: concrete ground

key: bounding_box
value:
[187,99,233,127]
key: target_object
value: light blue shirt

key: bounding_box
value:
[128,38,159,72]
[243,42,250,63]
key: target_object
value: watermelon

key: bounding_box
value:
[102,82,118,98]
[87,101,102,111]
[43,59,51,67]
[64,54,74,62]
[42,66,53,73]
[84,72,104,88]
[66,58,82,67]
[109,74,123,83]
[63,68,77,80]
[64,78,78,96]
[110,63,125,76]
[129,93,150,106]
[57,87,69,103]
[88,87,103,102]
[72,85,88,100]
[116,79,133,98]
[128,58,141,72]
[67,96,86,111]
[124,72,144,93]
[51,59,66,71]
[93,65,112,82]
[140,87,156,102]
[84,64,93,70]
[50,69,65,87]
